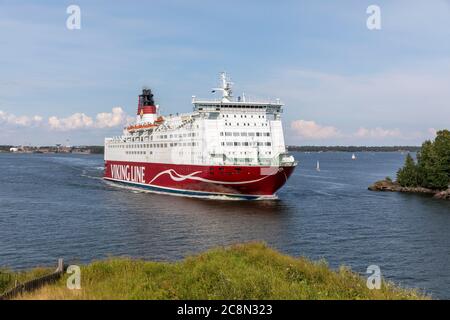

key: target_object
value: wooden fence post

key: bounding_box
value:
[57,258,64,273]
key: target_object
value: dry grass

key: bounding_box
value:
[1,267,53,294]
[12,242,428,300]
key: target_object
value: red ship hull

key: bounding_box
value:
[104,160,296,199]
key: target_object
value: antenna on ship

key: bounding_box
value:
[211,72,233,102]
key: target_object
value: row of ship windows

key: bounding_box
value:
[125,151,205,156]
[222,114,265,119]
[199,152,272,156]
[221,132,270,137]
[224,122,269,127]
[123,151,271,157]
[157,132,198,139]
[110,131,270,146]
[221,142,271,147]
[227,151,272,155]
[110,140,271,150]
[109,142,199,149]
[159,131,270,139]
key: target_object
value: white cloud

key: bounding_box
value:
[355,127,402,139]
[1,107,131,132]
[95,107,133,128]
[48,113,94,131]
[291,120,341,139]
[289,119,436,144]
[0,110,43,127]
[48,107,131,131]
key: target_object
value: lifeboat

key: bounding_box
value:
[126,116,165,132]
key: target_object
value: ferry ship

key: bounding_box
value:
[104,73,297,199]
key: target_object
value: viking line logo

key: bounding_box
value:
[111,164,145,183]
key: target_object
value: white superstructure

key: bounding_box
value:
[105,73,295,167]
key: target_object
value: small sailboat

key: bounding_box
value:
[352,153,356,160]
[316,160,320,171]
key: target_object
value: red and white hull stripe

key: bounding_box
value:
[103,161,296,199]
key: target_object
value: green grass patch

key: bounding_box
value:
[13,242,427,300]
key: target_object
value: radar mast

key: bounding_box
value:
[212,72,233,102]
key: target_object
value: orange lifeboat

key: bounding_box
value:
[126,120,163,132]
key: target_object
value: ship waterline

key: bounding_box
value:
[104,73,297,198]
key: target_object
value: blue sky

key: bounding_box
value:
[0,0,449,145]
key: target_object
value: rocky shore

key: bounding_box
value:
[368,179,450,200]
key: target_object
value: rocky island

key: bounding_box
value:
[369,179,450,200]
[369,129,449,200]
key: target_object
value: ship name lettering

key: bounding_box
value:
[111,164,145,183]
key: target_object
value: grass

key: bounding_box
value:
[8,242,427,300]
[1,267,54,294]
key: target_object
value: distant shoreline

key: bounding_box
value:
[1,145,420,154]
[287,146,420,152]
[0,145,104,154]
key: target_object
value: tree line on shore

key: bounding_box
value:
[0,145,104,154]
[397,130,450,190]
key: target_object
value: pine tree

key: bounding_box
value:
[397,153,419,187]
[433,130,450,181]
[416,131,450,190]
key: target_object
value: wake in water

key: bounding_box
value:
[44,155,105,180]
[103,180,278,201]
[80,170,104,180]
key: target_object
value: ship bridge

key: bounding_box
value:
[192,72,284,119]
[193,100,283,115]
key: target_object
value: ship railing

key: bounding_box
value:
[246,152,297,167]
[218,153,289,167]
[193,97,283,105]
